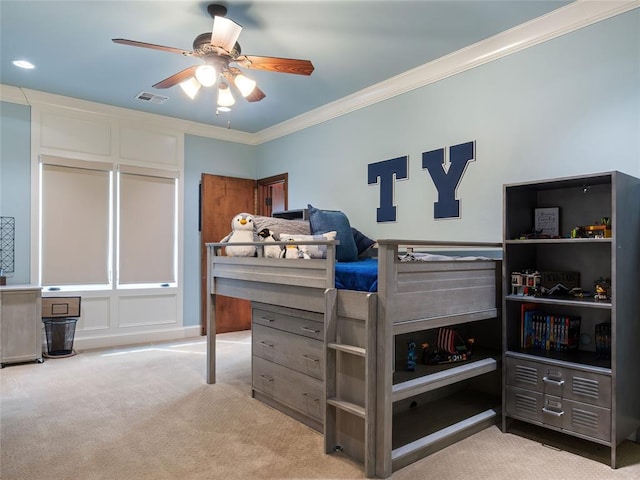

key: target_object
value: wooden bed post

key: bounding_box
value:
[375,241,397,478]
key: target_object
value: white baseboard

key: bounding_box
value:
[45,326,203,352]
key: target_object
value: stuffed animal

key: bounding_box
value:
[220,213,258,257]
[279,240,311,259]
[257,228,282,258]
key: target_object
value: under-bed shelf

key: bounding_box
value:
[392,352,500,402]
[391,390,499,471]
[392,309,499,336]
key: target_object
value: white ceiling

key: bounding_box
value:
[1,1,578,134]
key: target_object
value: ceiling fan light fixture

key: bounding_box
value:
[234,73,257,97]
[179,77,201,99]
[195,65,217,87]
[211,16,243,53]
[217,82,235,108]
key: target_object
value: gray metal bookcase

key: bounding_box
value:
[501,171,640,467]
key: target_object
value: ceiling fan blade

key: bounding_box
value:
[112,38,194,56]
[210,16,242,53]
[153,66,199,89]
[245,86,266,103]
[236,55,314,76]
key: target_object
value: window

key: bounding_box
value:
[117,166,177,287]
[40,157,111,287]
[40,156,178,290]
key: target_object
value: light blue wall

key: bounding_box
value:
[256,10,640,242]
[1,10,638,331]
[182,134,256,326]
[0,101,31,284]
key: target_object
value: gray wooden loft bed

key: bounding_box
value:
[205,238,502,478]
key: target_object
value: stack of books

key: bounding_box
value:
[520,303,580,352]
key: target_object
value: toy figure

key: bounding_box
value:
[594,277,611,301]
[220,213,258,256]
[407,339,417,371]
[257,228,282,258]
[422,328,474,365]
[280,240,311,259]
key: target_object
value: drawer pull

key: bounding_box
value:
[259,341,274,348]
[300,326,321,334]
[302,393,320,402]
[543,376,565,386]
[259,374,274,382]
[302,355,320,363]
[259,316,275,322]
[542,407,564,417]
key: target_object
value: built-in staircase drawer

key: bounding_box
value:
[253,305,324,341]
[253,323,324,380]
[505,356,611,408]
[252,356,324,421]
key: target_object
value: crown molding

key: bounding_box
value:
[253,0,640,145]
[0,84,257,145]
[0,84,30,105]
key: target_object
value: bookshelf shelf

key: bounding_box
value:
[501,171,640,469]
[505,294,612,309]
[505,238,612,245]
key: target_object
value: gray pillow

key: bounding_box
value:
[253,215,310,236]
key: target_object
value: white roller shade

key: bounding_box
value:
[118,168,177,285]
[41,162,111,286]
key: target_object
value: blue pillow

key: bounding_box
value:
[351,227,376,256]
[307,204,359,262]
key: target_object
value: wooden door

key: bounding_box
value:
[200,174,255,335]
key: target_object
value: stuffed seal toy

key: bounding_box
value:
[220,213,258,256]
[257,228,282,258]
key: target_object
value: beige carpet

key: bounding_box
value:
[1,331,639,480]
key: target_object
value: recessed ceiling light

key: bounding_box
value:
[13,60,35,69]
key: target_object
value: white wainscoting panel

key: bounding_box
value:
[119,126,179,166]
[117,294,178,328]
[40,111,111,156]
[77,296,110,332]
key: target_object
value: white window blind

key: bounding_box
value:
[118,166,177,285]
[41,158,111,286]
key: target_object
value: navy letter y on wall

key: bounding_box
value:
[422,141,475,219]
[368,156,408,222]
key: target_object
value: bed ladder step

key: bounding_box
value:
[327,342,366,357]
[324,289,377,478]
[326,398,366,418]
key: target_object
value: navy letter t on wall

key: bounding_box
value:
[368,156,408,222]
[422,141,475,219]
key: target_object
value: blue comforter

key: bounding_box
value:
[334,258,378,292]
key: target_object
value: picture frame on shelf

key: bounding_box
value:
[534,207,559,237]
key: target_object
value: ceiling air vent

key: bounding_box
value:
[135,91,169,104]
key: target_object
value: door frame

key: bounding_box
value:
[257,173,288,217]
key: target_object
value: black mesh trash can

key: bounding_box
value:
[43,318,78,358]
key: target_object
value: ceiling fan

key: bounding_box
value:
[112,3,314,110]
